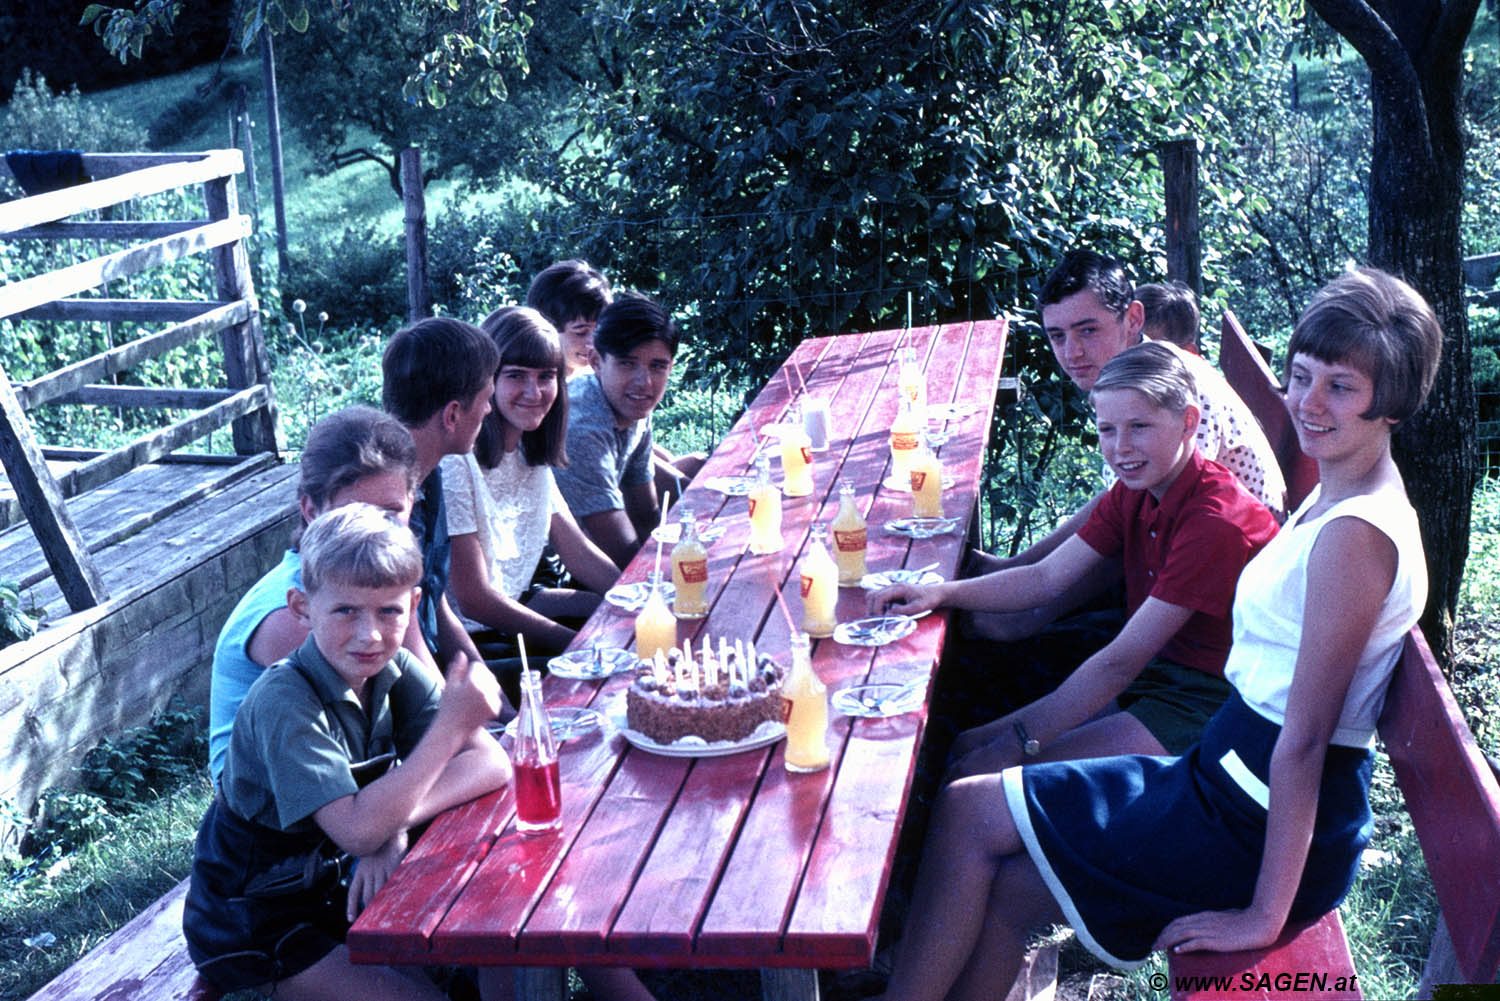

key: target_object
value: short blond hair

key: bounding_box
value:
[299,503,422,595]
[1091,341,1197,415]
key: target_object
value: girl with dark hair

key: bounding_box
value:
[442,307,619,660]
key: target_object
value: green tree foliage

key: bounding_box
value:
[82,0,533,109]
[272,0,590,195]
[501,1,1295,375]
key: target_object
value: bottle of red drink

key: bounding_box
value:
[513,668,562,835]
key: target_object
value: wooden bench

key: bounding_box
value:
[24,878,221,1001]
[1167,314,1500,998]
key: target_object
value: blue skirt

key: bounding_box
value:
[1003,692,1372,968]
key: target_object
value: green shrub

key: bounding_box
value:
[0,69,147,157]
[31,790,112,858]
[75,701,205,811]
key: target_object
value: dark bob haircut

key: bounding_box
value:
[475,306,570,470]
[1285,267,1442,425]
[526,259,613,329]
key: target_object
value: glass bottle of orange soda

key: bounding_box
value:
[800,524,838,637]
[898,345,926,411]
[909,443,945,518]
[782,632,830,773]
[635,582,677,660]
[671,509,710,619]
[889,398,921,480]
[831,480,868,585]
[748,454,784,554]
[781,405,815,498]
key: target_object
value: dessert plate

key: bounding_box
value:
[833,614,919,647]
[548,646,639,680]
[611,714,786,758]
[881,472,957,493]
[883,516,961,539]
[859,568,945,590]
[702,475,754,496]
[927,402,979,421]
[493,706,604,742]
[834,680,928,718]
[651,520,728,545]
[605,580,676,611]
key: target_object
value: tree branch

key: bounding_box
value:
[1309,0,1435,169]
[330,147,401,196]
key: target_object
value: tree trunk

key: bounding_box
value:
[1309,0,1480,667]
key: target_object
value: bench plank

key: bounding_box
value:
[1218,311,1318,511]
[25,879,220,1001]
[1377,629,1500,983]
[1170,912,1359,1000]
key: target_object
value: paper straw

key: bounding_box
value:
[518,633,531,679]
[772,582,797,634]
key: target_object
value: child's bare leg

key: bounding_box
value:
[948,854,1061,1001]
[274,945,446,1000]
[578,966,657,1000]
[877,772,1030,1001]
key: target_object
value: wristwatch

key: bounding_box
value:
[1014,721,1041,757]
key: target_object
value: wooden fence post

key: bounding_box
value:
[1160,137,1202,308]
[401,146,430,321]
[233,83,260,227]
[260,30,290,288]
[204,170,280,455]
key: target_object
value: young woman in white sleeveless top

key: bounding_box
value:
[871,267,1444,1000]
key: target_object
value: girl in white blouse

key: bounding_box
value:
[442,307,619,660]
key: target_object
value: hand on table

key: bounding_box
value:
[869,582,942,617]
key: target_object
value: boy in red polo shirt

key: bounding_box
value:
[873,341,1278,778]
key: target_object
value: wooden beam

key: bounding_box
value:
[38,448,251,466]
[0,220,206,241]
[13,453,277,590]
[15,301,251,410]
[0,366,106,611]
[47,385,234,410]
[14,299,235,323]
[1161,137,1203,301]
[56,385,271,497]
[204,176,279,453]
[0,150,242,233]
[0,217,251,320]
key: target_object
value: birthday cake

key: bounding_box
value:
[625,638,785,745]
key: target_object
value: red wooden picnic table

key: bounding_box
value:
[348,319,1009,1000]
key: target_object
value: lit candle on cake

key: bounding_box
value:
[703,637,718,688]
[652,649,669,686]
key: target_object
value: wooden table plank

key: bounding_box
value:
[785,319,1007,959]
[347,789,515,963]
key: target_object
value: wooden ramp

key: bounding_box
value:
[0,151,296,821]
